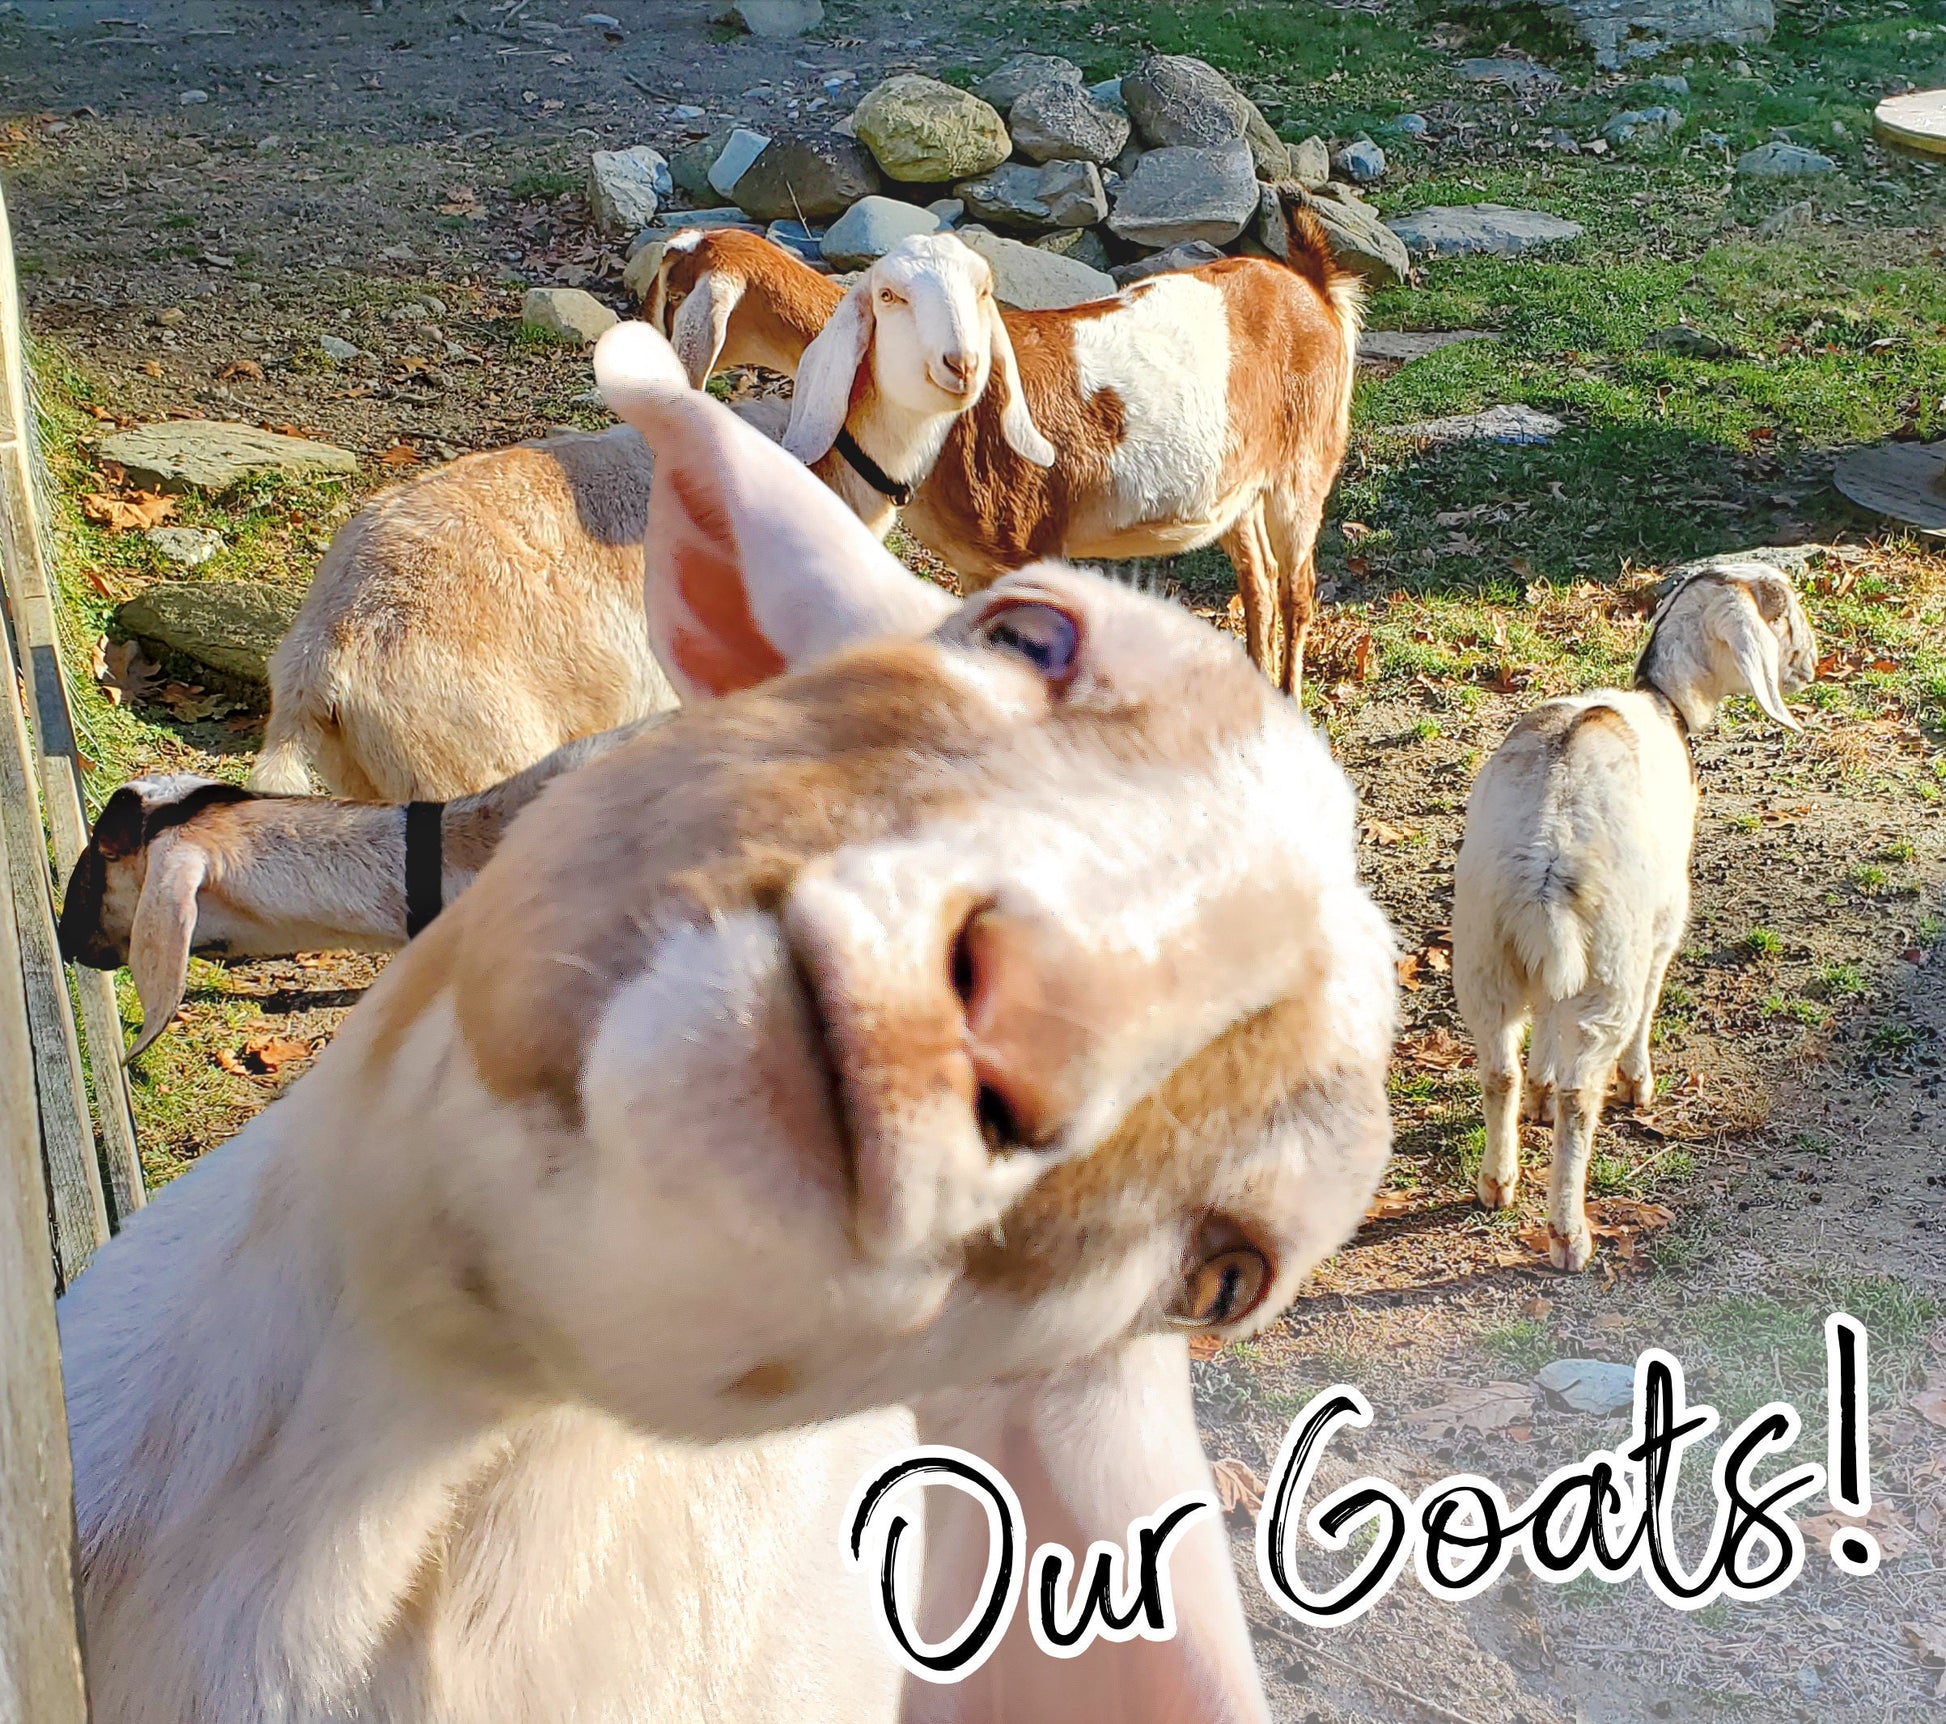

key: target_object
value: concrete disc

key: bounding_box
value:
[1832,440,1946,535]
[1874,90,1946,157]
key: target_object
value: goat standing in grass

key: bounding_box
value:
[1452,562,1816,1269]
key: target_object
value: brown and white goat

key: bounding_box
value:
[648,205,1366,696]
[59,719,666,1060]
[59,320,1397,1724]
[251,426,678,800]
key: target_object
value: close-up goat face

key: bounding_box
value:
[338,322,1395,1445]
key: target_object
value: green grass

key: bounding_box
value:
[1482,1316,1555,1375]
[1742,926,1783,960]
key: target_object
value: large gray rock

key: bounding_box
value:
[99,421,357,494]
[1543,0,1773,70]
[1736,140,1836,178]
[730,132,880,220]
[1457,57,1563,93]
[1263,183,1411,287]
[1289,134,1331,187]
[713,0,823,38]
[1121,54,1287,179]
[1390,404,1564,445]
[117,581,306,688]
[853,75,1011,183]
[1359,329,1498,364]
[957,160,1107,230]
[1111,240,1224,287]
[820,195,942,267]
[521,286,619,346]
[145,525,224,567]
[587,146,667,235]
[1333,138,1386,183]
[1384,203,1584,258]
[1008,80,1131,164]
[625,207,761,259]
[1602,106,1683,148]
[953,227,1116,311]
[1535,1358,1637,1416]
[671,127,736,201]
[709,127,774,198]
[975,53,1083,113]
[1036,227,1111,271]
[1108,140,1258,247]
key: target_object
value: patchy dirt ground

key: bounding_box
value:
[6,2,1946,1719]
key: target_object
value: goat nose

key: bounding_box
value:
[939,350,976,387]
[948,905,1082,1152]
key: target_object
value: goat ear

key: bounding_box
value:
[90,786,149,861]
[594,321,952,700]
[909,1336,1272,1724]
[782,283,873,466]
[1720,586,1799,731]
[669,271,741,389]
[125,832,207,1062]
[982,295,1056,469]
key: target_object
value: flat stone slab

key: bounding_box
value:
[821,194,941,267]
[145,525,224,567]
[1457,57,1562,92]
[951,226,1115,311]
[117,580,306,689]
[1385,203,1584,258]
[1536,1358,1636,1417]
[1387,404,1564,445]
[1357,329,1497,364]
[100,421,358,494]
[1735,140,1837,178]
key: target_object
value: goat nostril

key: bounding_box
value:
[975,1084,1022,1155]
[949,916,978,1008]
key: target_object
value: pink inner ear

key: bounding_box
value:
[669,541,786,696]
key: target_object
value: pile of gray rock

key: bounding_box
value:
[584,53,1450,318]
[535,49,1596,340]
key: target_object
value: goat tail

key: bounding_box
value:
[1507,894,1591,1004]
[1270,185,1364,395]
[248,700,322,794]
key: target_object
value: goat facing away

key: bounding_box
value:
[60,321,1398,1724]
[250,425,677,800]
[651,207,1365,697]
[58,719,667,1061]
[1452,562,1816,1270]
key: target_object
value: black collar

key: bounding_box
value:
[404,801,445,939]
[834,428,913,507]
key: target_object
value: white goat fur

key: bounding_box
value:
[59,719,666,1059]
[61,322,1398,1723]
[1452,564,1816,1269]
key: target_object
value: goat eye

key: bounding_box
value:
[879,288,902,306]
[979,602,1080,685]
[1169,1245,1271,1330]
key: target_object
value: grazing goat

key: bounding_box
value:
[1452,561,1816,1270]
[649,211,1365,697]
[59,719,667,1060]
[60,321,1397,1724]
[786,198,1364,697]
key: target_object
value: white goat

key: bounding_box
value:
[782,196,1363,697]
[59,718,667,1059]
[1452,562,1817,1269]
[59,321,1398,1724]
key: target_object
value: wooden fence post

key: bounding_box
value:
[0,173,144,1230]
[0,743,92,1724]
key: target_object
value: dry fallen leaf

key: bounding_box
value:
[378,441,421,467]
[1396,951,1423,991]
[237,1031,313,1075]
[82,489,177,532]
[1211,1457,1266,1515]
[1406,1026,1470,1071]
[1408,1382,1534,1435]
[1363,1187,1422,1222]
[1186,1333,1224,1362]
[1364,817,1416,846]
[98,640,162,706]
[1801,1502,1915,1562]
[1913,1387,1946,1430]
[216,359,264,382]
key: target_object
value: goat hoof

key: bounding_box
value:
[1477,1171,1519,1211]
[1617,1067,1654,1110]
[1547,1224,1594,1272]
[1521,1086,1554,1125]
